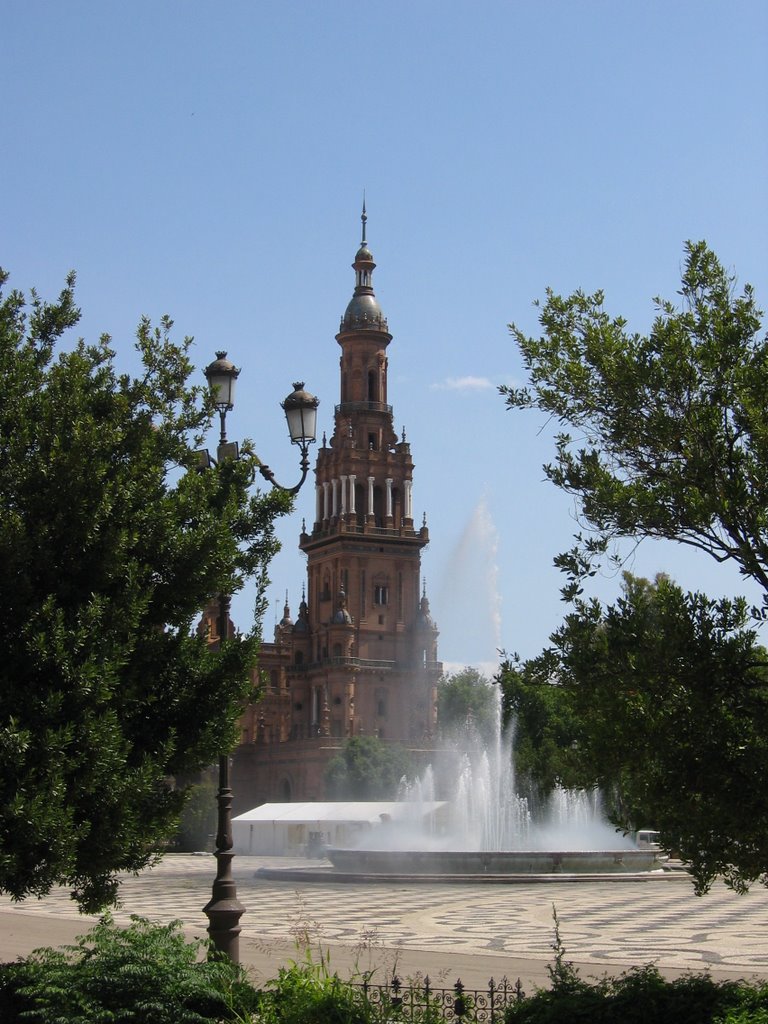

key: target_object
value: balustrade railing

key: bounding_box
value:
[287,656,441,674]
[335,400,393,416]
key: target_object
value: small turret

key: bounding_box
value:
[332,590,353,624]
[416,579,436,630]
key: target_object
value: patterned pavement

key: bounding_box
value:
[2,854,767,979]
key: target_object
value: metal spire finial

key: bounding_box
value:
[361,193,367,245]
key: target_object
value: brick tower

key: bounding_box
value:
[231,208,441,805]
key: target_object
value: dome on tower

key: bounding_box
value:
[279,598,293,629]
[416,584,437,630]
[332,590,353,624]
[343,290,384,325]
[338,202,389,335]
[293,592,310,634]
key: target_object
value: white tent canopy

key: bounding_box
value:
[232,801,447,855]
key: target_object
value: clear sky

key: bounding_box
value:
[3,1,767,673]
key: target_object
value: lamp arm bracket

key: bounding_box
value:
[258,461,309,496]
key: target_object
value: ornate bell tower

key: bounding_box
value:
[234,207,441,804]
[290,204,440,747]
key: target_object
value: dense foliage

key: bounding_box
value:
[0,916,257,1024]
[500,243,768,893]
[324,737,413,800]
[501,241,767,603]
[0,270,290,909]
[497,658,580,796]
[508,574,768,894]
[436,667,497,745]
[504,963,756,1024]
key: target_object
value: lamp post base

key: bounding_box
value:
[203,849,245,961]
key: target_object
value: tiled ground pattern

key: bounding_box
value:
[3,856,766,974]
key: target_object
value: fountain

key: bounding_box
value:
[259,501,671,882]
[324,698,668,879]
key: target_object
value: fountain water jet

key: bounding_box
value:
[326,694,667,877]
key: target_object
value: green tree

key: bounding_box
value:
[0,270,290,910]
[500,243,768,893]
[501,241,767,602]
[521,574,768,894]
[497,657,580,795]
[324,736,412,800]
[436,667,497,745]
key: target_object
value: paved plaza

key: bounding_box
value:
[1,854,767,990]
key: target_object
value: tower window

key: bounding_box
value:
[368,433,377,451]
[374,585,388,606]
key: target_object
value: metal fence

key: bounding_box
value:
[355,975,526,1023]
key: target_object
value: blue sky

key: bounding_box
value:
[3,1,767,671]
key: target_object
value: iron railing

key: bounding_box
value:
[353,975,526,1023]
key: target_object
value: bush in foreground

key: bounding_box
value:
[0,916,257,1024]
[505,913,768,1024]
[503,964,765,1024]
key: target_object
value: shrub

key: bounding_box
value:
[0,960,38,1021]
[504,962,763,1024]
[254,951,374,1024]
[505,908,762,1024]
[6,915,258,1024]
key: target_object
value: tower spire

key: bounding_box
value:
[339,200,389,335]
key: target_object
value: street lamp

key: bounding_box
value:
[259,382,319,494]
[201,351,318,962]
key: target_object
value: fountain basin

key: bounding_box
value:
[326,847,666,875]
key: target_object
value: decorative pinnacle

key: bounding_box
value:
[361,194,367,245]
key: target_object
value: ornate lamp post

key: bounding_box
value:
[201,351,318,962]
